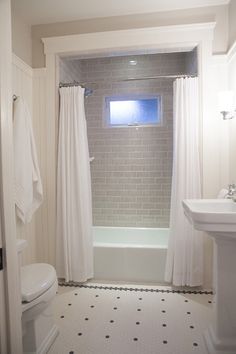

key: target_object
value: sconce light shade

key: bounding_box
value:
[218,90,236,120]
[218,90,235,112]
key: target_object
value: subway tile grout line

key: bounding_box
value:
[58,281,213,295]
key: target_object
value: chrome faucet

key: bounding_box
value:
[226,183,236,201]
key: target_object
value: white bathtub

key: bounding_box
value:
[93,227,169,283]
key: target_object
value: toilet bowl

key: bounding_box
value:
[21,263,59,354]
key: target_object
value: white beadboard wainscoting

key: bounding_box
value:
[33,67,55,265]
[12,55,53,266]
[12,54,36,266]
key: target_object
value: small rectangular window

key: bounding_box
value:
[105,95,162,127]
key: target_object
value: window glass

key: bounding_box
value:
[105,95,162,127]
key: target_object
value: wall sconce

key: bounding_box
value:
[218,90,236,120]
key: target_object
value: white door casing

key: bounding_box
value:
[0,212,7,354]
[0,0,23,353]
[42,23,215,288]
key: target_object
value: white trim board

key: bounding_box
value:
[210,40,236,67]
[227,40,236,64]
[12,54,33,77]
[42,22,215,56]
[33,68,47,78]
[0,1,23,353]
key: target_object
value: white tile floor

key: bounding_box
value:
[48,283,213,354]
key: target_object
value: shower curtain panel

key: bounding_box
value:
[165,77,203,287]
[56,86,94,282]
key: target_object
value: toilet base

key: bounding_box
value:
[22,297,59,354]
[36,324,58,354]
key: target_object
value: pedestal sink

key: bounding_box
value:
[183,199,236,354]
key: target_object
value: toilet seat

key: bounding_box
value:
[21,263,57,302]
[22,279,58,313]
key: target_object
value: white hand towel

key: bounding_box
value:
[13,98,43,223]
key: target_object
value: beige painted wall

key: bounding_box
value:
[11,11,32,67]
[228,0,236,49]
[32,5,228,68]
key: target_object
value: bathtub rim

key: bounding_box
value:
[93,242,167,249]
[93,226,169,249]
[93,226,169,232]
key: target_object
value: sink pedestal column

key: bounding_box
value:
[204,233,236,354]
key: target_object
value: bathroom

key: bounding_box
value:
[1,0,236,354]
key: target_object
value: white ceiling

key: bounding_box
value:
[12,0,230,26]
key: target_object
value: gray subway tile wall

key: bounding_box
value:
[60,50,197,227]
[59,58,82,83]
[185,47,198,75]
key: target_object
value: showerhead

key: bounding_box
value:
[85,88,93,97]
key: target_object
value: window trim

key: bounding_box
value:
[104,94,163,128]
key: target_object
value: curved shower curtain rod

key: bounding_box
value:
[59,74,197,89]
[59,81,93,97]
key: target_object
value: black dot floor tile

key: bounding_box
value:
[53,285,213,354]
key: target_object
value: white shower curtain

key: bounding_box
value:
[165,77,203,287]
[56,86,94,282]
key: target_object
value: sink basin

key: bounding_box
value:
[182,199,236,233]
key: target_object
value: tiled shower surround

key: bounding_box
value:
[60,51,197,227]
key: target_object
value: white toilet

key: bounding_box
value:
[17,240,59,354]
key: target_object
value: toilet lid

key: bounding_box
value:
[21,263,57,302]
